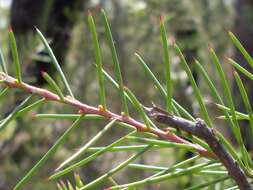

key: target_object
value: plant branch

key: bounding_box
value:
[144,105,252,190]
[0,72,214,159]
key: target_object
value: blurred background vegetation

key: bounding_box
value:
[0,0,253,189]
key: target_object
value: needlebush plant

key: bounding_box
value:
[1,10,253,189]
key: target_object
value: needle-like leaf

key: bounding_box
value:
[124,87,151,129]
[160,16,173,112]
[234,71,253,142]
[79,145,151,190]
[16,98,46,117]
[228,31,253,69]
[216,104,249,120]
[109,162,211,189]
[0,95,33,131]
[174,43,212,127]
[227,58,253,80]
[209,47,250,168]
[87,11,106,108]
[55,119,116,171]
[101,9,128,115]
[185,176,230,190]
[49,131,136,180]
[0,87,9,101]
[0,48,8,74]
[35,27,74,98]
[194,59,245,167]
[86,145,150,152]
[127,136,195,151]
[42,71,65,101]
[135,53,181,117]
[8,27,21,82]
[74,173,84,188]
[14,115,84,190]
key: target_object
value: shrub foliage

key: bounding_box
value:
[1,10,253,190]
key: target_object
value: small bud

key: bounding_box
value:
[78,110,84,114]
[208,43,214,51]
[98,105,105,112]
[87,10,92,16]
[66,95,73,99]
[40,70,46,76]
[8,26,13,33]
[159,15,164,23]
[121,112,127,117]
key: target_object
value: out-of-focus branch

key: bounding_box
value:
[145,105,252,190]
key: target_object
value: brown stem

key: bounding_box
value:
[0,72,215,159]
[145,105,252,190]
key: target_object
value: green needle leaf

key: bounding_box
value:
[128,163,168,171]
[228,31,253,69]
[86,145,150,153]
[127,136,195,151]
[124,87,151,129]
[174,43,212,127]
[194,59,244,166]
[102,68,132,103]
[49,131,136,180]
[8,27,22,82]
[101,9,128,115]
[74,173,84,188]
[135,53,178,117]
[216,104,249,120]
[148,155,200,179]
[0,87,9,101]
[79,145,151,190]
[14,115,84,190]
[234,71,253,143]
[103,63,194,129]
[194,59,223,102]
[0,48,8,74]
[225,185,238,190]
[35,113,135,131]
[16,98,46,117]
[209,47,250,167]
[111,156,201,190]
[135,53,166,97]
[55,119,116,171]
[87,11,106,108]
[227,58,253,80]
[109,162,211,189]
[106,59,207,148]
[0,95,33,131]
[42,71,65,101]
[56,182,65,190]
[35,27,74,98]
[160,16,173,112]
[185,176,230,190]
[135,53,194,120]
[129,163,227,176]
[67,181,74,190]
[58,181,67,190]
